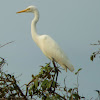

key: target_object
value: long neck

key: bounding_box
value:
[31,9,39,45]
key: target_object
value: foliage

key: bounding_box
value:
[0,57,99,99]
[26,63,84,100]
[0,57,27,100]
[1,39,99,99]
[90,40,100,61]
[0,57,84,100]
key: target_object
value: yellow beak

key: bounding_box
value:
[16,9,28,13]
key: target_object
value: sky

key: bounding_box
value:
[0,0,100,99]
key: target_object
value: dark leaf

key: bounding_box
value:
[68,88,72,93]
[34,78,38,88]
[90,55,94,61]
[75,68,82,75]
[73,93,80,99]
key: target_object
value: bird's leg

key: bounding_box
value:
[52,59,58,82]
[49,58,58,93]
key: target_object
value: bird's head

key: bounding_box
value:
[16,6,37,13]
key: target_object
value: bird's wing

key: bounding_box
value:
[39,35,74,72]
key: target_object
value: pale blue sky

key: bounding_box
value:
[0,0,100,99]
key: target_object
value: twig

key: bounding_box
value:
[54,92,67,100]
[12,76,27,100]
[0,41,15,48]
[90,40,100,45]
[25,77,38,96]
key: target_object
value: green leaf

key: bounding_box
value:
[73,93,80,99]
[90,55,94,61]
[68,88,72,93]
[47,81,52,88]
[29,89,32,96]
[52,81,57,88]
[75,68,82,75]
[41,80,48,90]
[32,74,34,78]
[34,78,38,88]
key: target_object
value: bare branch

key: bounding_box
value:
[0,41,15,48]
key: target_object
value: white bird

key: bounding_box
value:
[17,6,74,72]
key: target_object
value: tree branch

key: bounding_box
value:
[0,41,14,48]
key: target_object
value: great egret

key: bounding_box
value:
[17,6,74,72]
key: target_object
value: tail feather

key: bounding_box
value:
[62,64,74,72]
[66,65,74,72]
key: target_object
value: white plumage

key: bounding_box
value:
[17,6,74,72]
